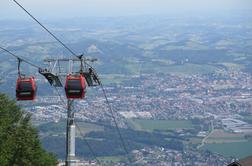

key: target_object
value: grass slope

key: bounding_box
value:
[202,141,252,159]
[128,119,194,131]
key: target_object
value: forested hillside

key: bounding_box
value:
[0,94,57,166]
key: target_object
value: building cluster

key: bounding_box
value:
[120,146,233,166]
[23,71,252,130]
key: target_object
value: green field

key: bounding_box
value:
[202,141,252,159]
[128,119,195,131]
[98,155,127,164]
[242,115,252,124]
[140,63,218,75]
[38,121,104,135]
[100,74,131,85]
[207,137,245,141]
[244,116,252,120]
[76,122,104,135]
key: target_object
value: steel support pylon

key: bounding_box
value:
[66,99,76,166]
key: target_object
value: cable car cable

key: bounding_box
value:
[54,87,67,108]
[1,37,130,163]
[13,0,81,59]
[12,0,131,159]
[56,79,129,163]
[75,122,102,165]
[78,62,131,158]
[82,63,131,159]
[53,89,101,165]
[0,46,41,69]
[13,0,77,57]
[0,45,102,163]
[100,82,130,156]
[78,59,131,159]
[0,29,102,162]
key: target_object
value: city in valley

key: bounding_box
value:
[22,70,252,165]
[1,11,252,165]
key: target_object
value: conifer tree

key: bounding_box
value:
[0,94,57,166]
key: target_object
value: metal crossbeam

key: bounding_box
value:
[44,57,98,62]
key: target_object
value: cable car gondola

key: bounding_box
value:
[65,74,86,99]
[16,76,37,100]
[15,58,37,100]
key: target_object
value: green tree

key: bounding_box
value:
[0,94,57,166]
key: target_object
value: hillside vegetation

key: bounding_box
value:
[0,94,57,166]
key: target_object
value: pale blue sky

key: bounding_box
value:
[1,0,251,19]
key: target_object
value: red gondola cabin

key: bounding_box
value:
[65,74,86,99]
[16,76,37,100]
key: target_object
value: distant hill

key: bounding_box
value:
[0,13,251,93]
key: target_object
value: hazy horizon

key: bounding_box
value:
[1,0,252,20]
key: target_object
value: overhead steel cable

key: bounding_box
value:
[13,0,77,57]
[75,122,101,165]
[54,87,67,108]
[0,46,41,69]
[76,55,131,158]
[44,57,129,158]
[1,10,102,162]
[53,88,101,165]
[100,82,130,156]
[79,61,131,158]
[12,0,131,159]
